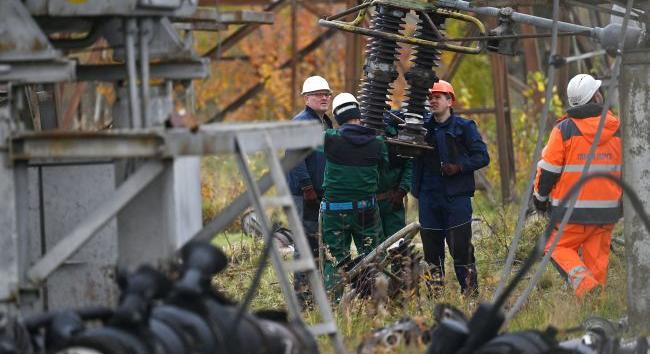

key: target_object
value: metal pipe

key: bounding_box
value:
[439,0,597,36]
[125,18,141,129]
[564,50,607,63]
[139,18,151,128]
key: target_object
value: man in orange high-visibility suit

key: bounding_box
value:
[533,74,622,298]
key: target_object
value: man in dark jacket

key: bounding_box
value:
[413,80,490,297]
[320,93,387,291]
[287,76,333,305]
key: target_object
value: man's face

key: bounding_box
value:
[429,92,452,115]
[303,90,332,114]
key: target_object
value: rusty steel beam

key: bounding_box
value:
[203,0,288,58]
[490,52,516,204]
[556,4,572,106]
[207,28,338,123]
[298,1,329,18]
[517,6,541,74]
[290,0,298,113]
[344,0,363,94]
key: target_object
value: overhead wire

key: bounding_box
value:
[504,0,636,324]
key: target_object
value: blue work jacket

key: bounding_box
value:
[287,106,333,196]
[411,112,490,198]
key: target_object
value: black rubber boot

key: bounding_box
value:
[420,229,446,297]
[453,264,479,297]
[446,222,479,297]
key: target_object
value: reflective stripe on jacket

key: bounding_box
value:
[534,103,622,224]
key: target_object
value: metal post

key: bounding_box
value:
[290,0,297,113]
[518,6,541,74]
[344,0,362,94]
[125,18,142,129]
[620,48,650,333]
[489,52,515,203]
[139,18,152,128]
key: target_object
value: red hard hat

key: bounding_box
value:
[430,80,456,103]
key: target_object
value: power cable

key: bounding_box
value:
[504,0,636,323]
[493,0,562,300]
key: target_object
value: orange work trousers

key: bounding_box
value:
[544,223,614,298]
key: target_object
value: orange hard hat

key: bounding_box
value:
[430,80,456,103]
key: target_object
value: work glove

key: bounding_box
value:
[533,193,549,213]
[302,185,318,206]
[441,163,462,176]
[389,189,407,210]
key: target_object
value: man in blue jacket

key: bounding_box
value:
[412,80,490,297]
[287,76,333,306]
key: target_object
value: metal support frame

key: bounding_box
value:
[26,161,164,284]
[10,121,324,160]
[76,60,209,82]
[125,18,142,129]
[140,18,152,128]
[233,132,346,354]
[489,51,516,203]
[344,0,363,94]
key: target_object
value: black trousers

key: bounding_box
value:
[420,222,478,295]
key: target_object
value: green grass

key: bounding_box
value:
[202,159,627,353]
[208,223,627,353]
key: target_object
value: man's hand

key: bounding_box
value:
[441,163,462,176]
[302,185,318,205]
[533,193,549,213]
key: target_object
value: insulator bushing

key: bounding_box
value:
[400,12,445,144]
[359,5,406,132]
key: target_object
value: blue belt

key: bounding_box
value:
[320,198,376,211]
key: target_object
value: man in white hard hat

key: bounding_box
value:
[287,76,333,307]
[533,73,622,298]
[320,92,388,292]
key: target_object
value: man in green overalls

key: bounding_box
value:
[376,113,413,241]
[320,93,388,290]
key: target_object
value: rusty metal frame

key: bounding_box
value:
[9,121,324,161]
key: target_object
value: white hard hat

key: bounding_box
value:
[567,74,602,107]
[301,76,331,95]
[332,92,359,115]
